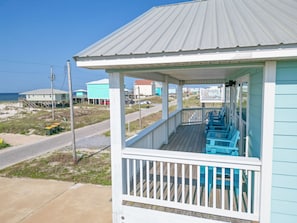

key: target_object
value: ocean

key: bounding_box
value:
[0,93,20,102]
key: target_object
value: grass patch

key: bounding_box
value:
[0,149,111,185]
[0,141,10,150]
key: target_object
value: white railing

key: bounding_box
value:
[126,110,182,149]
[122,148,261,222]
[182,107,222,125]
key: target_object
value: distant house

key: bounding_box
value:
[73,89,87,103]
[134,80,155,98]
[86,79,110,105]
[200,86,224,103]
[20,89,69,107]
[155,82,162,96]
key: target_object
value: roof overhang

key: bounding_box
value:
[75,46,297,85]
[75,46,297,70]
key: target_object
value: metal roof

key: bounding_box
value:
[20,89,68,95]
[86,79,109,85]
[75,0,297,58]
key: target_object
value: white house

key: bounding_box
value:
[20,89,69,107]
[134,80,155,98]
[74,1,297,223]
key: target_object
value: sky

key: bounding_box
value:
[0,0,189,93]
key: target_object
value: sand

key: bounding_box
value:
[0,133,46,146]
[0,102,46,146]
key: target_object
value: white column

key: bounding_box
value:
[109,72,125,223]
[260,61,276,223]
[177,82,183,111]
[162,77,169,144]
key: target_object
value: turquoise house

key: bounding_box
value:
[73,89,87,103]
[74,1,297,223]
[86,79,110,105]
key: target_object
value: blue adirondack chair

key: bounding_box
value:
[206,130,240,156]
[206,124,234,139]
[204,130,241,198]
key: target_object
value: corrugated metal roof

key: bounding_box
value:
[86,79,109,85]
[75,0,297,58]
[20,89,68,95]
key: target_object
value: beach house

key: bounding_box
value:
[74,0,297,223]
[20,89,69,108]
[134,80,155,98]
[86,79,110,105]
[73,89,87,103]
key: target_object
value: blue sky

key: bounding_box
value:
[0,0,188,93]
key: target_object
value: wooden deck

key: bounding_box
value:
[124,124,257,223]
[161,123,206,153]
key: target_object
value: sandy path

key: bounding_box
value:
[0,133,46,146]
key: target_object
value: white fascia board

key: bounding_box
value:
[75,48,297,69]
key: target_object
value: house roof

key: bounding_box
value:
[75,0,297,59]
[20,89,68,95]
[86,78,109,85]
[134,80,153,85]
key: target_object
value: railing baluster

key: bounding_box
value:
[205,166,208,207]
[146,160,149,198]
[221,168,225,210]
[247,170,252,213]
[174,163,177,203]
[197,165,200,206]
[167,162,170,201]
[133,159,136,196]
[238,169,243,212]
[213,167,217,208]
[230,168,234,211]
[153,161,156,199]
[182,164,185,203]
[189,164,193,205]
[160,161,164,200]
[140,160,143,198]
[127,159,130,195]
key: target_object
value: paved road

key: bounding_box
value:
[0,104,163,170]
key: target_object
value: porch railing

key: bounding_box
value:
[181,107,222,125]
[126,110,182,149]
[122,148,261,222]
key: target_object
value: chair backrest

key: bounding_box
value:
[229,130,240,147]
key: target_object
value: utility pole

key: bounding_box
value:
[50,66,55,120]
[138,86,142,129]
[67,60,77,164]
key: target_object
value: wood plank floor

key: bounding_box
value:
[161,124,206,153]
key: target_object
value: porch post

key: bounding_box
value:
[109,72,125,223]
[260,61,276,223]
[177,82,183,110]
[162,76,169,144]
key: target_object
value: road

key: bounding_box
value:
[0,104,163,170]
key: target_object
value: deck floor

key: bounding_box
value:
[161,123,206,153]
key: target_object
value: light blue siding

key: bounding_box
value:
[87,84,109,99]
[271,60,297,223]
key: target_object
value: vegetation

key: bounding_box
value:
[0,104,141,135]
[0,149,111,185]
[0,139,10,150]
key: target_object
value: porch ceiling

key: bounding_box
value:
[118,65,251,84]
